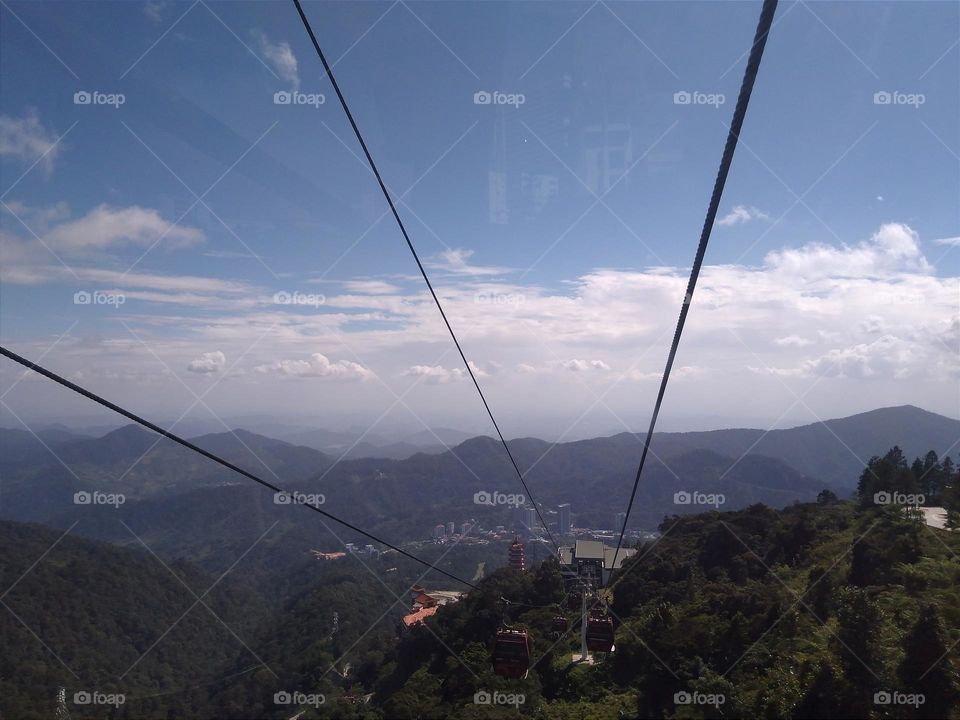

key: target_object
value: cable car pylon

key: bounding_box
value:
[578,587,590,663]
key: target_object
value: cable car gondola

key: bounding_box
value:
[492,628,530,679]
[550,615,569,639]
[585,614,615,653]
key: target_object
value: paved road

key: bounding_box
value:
[921,506,949,530]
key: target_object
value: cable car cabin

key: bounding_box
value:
[585,615,615,653]
[566,592,582,610]
[492,629,531,679]
[551,616,569,638]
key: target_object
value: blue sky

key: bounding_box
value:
[1,0,958,438]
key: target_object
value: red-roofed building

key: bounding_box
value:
[402,605,438,627]
[413,592,438,608]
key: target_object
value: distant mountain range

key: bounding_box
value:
[0,424,332,521]
[1,405,956,565]
[10,418,479,460]
[278,425,476,460]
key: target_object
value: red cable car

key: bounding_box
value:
[585,614,615,653]
[492,628,531,679]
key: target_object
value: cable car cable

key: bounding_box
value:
[610,0,779,570]
[291,0,561,556]
[0,345,480,591]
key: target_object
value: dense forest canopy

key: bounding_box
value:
[1,446,957,718]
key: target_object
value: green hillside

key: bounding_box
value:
[2,446,958,719]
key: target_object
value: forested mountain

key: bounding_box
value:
[370,501,959,719]
[3,406,957,581]
[0,426,331,523]
[641,405,960,491]
[0,520,272,719]
[3,447,958,719]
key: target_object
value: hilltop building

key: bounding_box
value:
[558,503,572,535]
[559,539,637,586]
[401,585,464,628]
[615,512,627,533]
[523,506,538,533]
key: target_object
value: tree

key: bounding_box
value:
[834,587,888,714]
[912,450,944,504]
[532,558,564,605]
[943,460,960,528]
[806,565,836,621]
[911,456,925,483]
[795,663,843,718]
[857,447,919,507]
[817,489,838,505]
[897,605,959,719]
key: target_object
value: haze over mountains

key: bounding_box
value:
[2,405,956,546]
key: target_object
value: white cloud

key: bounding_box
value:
[627,366,702,381]
[255,353,371,380]
[144,1,165,22]
[7,221,957,429]
[716,205,769,226]
[773,335,812,347]
[254,31,299,90]
[42,204,204,253]
[766,223,932,279]
[403,361,487,384]
[859,315,886,334]
[341,279,401,294]
[0,113,62,173]
[934,236,960,247]
[757,335,923,380]
[203,249,262,260]
[2,200,70,229]
[427,248,512,276]
[561,359,610,372]
[404,365,464,384]
[188,351,226,374]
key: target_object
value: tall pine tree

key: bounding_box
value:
[897,604,959,719]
